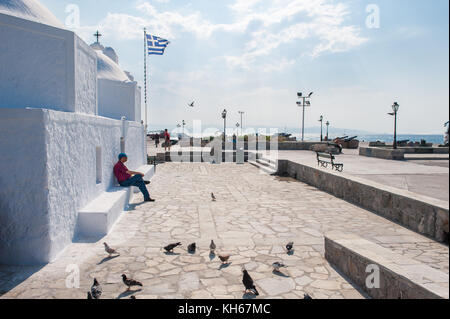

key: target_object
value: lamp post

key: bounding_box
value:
[296,92,313,141]
[236,123,240,136]
[326,121,330,141]
[319,115,324,141]
[238,111,245,136]
[388,102,400,149]
[222,109,227,143]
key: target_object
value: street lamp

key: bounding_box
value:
[238,111,245,136]
[319,115,324,142]
[236,122,240,136]
[326,121,330,141]
[222,109,227,143]
[388,102,400,149]
[296,92,313,141]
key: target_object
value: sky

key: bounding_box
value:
[39,0,449,134]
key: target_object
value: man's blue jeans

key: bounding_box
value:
[119,175,150,200]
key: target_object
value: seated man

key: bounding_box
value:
[114,153,155,202]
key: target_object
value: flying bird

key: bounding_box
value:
[272,262,287,272]
[90,278,102,299]
[211,193,216,201]
[164,242,182,253]
[122,274,143,291]
[188,101,195,107]
[209,240,216,254]
[242,269,259,296]
[218,254,230,264]
[188,243,196,253]
[286,242,294,253]
[103,242,119,257]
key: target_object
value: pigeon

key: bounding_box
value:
[209,240,216,254]
[188,101,195,107]
[242,269,259,296]
[122,274,143,291]
[103,242,119,257]
[272,262,287,272]
[304,293,313,299]
[286,242,294,253]
[90,278,102,299]
[218,254,230,264]
[188,243,196,253]
[164,242,182,253]
[211,193,216,201]
[87,291,93,299]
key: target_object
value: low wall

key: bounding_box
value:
[325,234,448,299]
[359,147,405,160]
[278,141,332,151]
[277,159,449,243]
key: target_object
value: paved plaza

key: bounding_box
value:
[0,163,448,299]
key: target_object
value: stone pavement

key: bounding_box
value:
[0,163,448,299]
[267,149,449,202]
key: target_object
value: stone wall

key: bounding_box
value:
[325,235,448,299]
[359,147,405,160]
[277,159,449,243]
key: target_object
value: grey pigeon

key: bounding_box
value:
[122,274,143,291]
[219,254,230,264]
[211,193,216,201]
[87,291,93,299]
[286,242,294,253]
[91,278,102,299]
[103,242,119,257]
[272,262,287,272]
[164,242,182,253]
[188,243,196,253]
[242,269,259,296]
[209,240,216,254]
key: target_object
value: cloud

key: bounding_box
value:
[74,0,367,70]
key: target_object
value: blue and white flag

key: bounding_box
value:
[146,34,170,55]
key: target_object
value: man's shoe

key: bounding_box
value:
[144,198,155,202]
[144,181,151,185]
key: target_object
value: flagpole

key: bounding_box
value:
[144,28,148,132]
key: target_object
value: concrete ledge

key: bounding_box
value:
[324,233,449,299]
[359,147,405,160]
[76,165,154,238]
[277,159,449,243]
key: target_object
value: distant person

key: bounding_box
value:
[114,153,155,202]
[164,129,171,152]
[155,134,160,148]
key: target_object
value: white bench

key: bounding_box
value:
[77,165,155,238]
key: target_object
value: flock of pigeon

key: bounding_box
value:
[85,194,313,299]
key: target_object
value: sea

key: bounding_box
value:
[147,124,445,144]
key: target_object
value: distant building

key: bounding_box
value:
[0,0,146,265]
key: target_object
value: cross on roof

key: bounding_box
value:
[94,30,102,43]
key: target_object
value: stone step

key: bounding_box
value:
[324,232,449,299]
[249,160,277,175]
[76,165,155,238]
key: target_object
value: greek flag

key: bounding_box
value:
[146,34,170,55]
